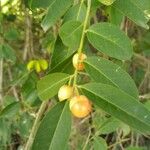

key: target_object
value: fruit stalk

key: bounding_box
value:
[73,0,91,87]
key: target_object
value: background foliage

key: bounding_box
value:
[0,0,150,150]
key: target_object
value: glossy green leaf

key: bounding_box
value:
[87,23,133,60]
[32,101,71,150]
[80,83,150,134]
[50,38,75,74]
[98,0,116,6]
[84,56,138,98]
[113,0,149,29]
[59,21,83,49]
[41,0,73,31]
[51,38,68,68]
[64,3,87,22]
[50,53,74,74]
[37,73,70,101]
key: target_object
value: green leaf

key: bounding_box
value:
[50,38,75,74]
[32,101,71,150]
[87,23,133,60]
[0,118,11,146]
[59,21,83,49]
[93,137,107,150]
[113,0,149,29]
[144,101,150,111]
[50,53,74,74]
[0,102,20,118]
[41,0,73,31]
[132,0,150,11]
[99,117,121,134]
[18,113,33,138]
[126,147,145,150]
[98,0,116,6]
[109,6,124,26]
[37,73,70,101]
[64,3,87,22]
[80,83,150,134]
[84,56,138,98]
[4,28,20,41]
[51,38,68,68]
[30,0,54,9]
[21,74,39,106]
[0,44,16,62]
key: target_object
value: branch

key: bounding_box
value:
[7,67,19,101]
[139,93,150,100]
[0,59,3,106]
[24,101,48,150]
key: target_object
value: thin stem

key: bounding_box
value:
[78,0,91,54]
[108,138,130,149]
[139,93,150,100]
[76,0,85,21]
[73,0,91,87]
[0,1,3,105]
[0,59,3,106]
[82,128,91,150]
[7,67,19,101]
[24,101,48,150]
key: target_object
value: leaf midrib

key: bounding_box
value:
[38,75,70,96]
[85,60,138,99]
[76,0,84,20]
[87,29,126,52]
[81,85,150,129]
[48,102,68,150]
[112,0,148,24]
[62,22,83,40]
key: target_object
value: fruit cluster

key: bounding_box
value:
[27,59,48,73]
[58,53,92,118]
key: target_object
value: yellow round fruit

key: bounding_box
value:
[72,53,87,71]
[58,85,73,101]
[69,95,92,118]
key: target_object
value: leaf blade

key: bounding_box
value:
[41,0,73,31]
[59,21,83,49]
[37,73,70,101]
[80,83,150,134]
[31,101,71,150]
[113,0,149,29]
[87,23,133,60]
[84,56,138,99]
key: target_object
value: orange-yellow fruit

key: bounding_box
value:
[72,53,87,71]
[69,95,92,118]
[58,85,73,101]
